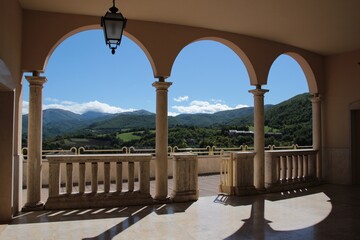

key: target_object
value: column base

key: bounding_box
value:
[22,201,44,211]
[171,190,199,202]
[254,187,267,193]
[153,195,170,203]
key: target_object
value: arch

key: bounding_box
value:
[169,37,257,85]
[283,52,318,94]
[0,59,15,90]
[42,25,158,77]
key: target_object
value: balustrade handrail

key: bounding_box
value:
[46,153,153,163]
[21,144,313,159]
[265,149,318,156]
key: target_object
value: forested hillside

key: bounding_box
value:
[22,93,312,149]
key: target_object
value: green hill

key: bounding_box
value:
[265,93,312,146]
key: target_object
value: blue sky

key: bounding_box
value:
[22,30,308,115]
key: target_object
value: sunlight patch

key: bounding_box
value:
[265,192,332,231]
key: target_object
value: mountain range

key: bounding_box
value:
[22,93,311,139]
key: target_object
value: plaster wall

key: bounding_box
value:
[21,10,324,93]
[323,50,360,184]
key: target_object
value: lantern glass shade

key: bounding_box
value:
[101,11,127,53]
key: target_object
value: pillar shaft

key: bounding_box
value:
[24,75,46,209]
[249,86,268,190]
[152,80,172,200]
[310,94,322,180]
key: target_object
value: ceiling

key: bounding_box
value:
[19,0,360,56]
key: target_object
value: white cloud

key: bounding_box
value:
[22,101,29,114]
[172,100,249,114]
[22,100,136,115]
[173,96,189,102]
[235,104,249,109]
[168,112,180,117]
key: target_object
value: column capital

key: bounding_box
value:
[249,86,269,96]
[152,81,172,90]
[26,76,47,86]
[309,93,321,103]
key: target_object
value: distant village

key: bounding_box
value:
[229,130,282,136]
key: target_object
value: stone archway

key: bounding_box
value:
[285,52,319,94]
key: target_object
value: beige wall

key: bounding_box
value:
[0,0,23,222]
[21,10,324,94]
[323,50,360,184]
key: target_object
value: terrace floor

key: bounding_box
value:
[2,175,360,240]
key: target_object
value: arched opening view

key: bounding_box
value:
[265,54,311,148]
[20,29,155,208]
[169,39,252,196]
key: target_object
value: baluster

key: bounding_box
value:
[49,161,60,197]
[228,155,234,187]
[292,155,297,180]
[220,158,224,185]
[139,160,150,194]
[276,156,280,183]
[303,155,308,178]
[224,158,229,186]
[104,162,110,193]
[298,155,303,180]
[79,162,86,194]
[128,162,134,192]
[280,156,286,181]
[116,162,123,192]
[286,156,292,181]
[66,162,73,194]
[91,162,98,193]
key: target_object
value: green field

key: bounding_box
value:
[117,131,143,142]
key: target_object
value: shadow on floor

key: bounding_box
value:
[214,184,360,240]
[12,201,195,225]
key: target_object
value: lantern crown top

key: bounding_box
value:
[109,0,119,14]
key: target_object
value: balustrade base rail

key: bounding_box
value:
[45,191,153,210]
[265,177,320,192]
[220,185,258,196]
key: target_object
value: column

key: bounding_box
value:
[152,78,172,200]
[0,91,15,222]
[24,72,47,210]
[249,85,268,190]
[310,93,322,180]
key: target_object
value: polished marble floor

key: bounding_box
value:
[2,176,360,240]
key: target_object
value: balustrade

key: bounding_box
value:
[46,154,153,209]
[265,149,319,191]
